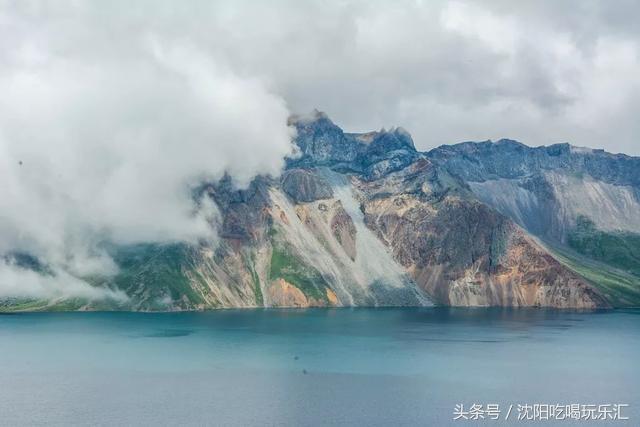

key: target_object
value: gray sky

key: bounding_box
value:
[4,0,640,155]
[0,0,639,299]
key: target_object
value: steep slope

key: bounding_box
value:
[351,161,606,308]
[277,114,608,308]
[1,113,620,310]
[428,139,640,305]
[428,140,640,239]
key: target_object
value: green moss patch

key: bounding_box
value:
[269,243,329,303]
[549,240,640,307]
[568,216,640,277]
[110,243,206,309]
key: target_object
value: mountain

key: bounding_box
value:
[4,111,640,311]
[428,139,640,306]
[428,139,640,240]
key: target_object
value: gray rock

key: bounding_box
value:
[281,169,333,203]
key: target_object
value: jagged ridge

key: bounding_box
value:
[5,111,640,310]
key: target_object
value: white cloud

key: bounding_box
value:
[0,258,128,302]
[193,0,640,155]
[0,1,294,299]
[441,1,521,54]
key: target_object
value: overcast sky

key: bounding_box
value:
[4,0,640,155]
[0,0,639,299]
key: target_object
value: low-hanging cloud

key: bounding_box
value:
[1,0,639,300]
[0,258,128,302]
[0,1,295,300]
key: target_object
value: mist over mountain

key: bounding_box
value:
[2,1,640,310]
[3,111,638,311]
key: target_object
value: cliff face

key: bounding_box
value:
[347,156,607,308]
[428,140,640,240]
[6,112,638,311]
[428,139,640,306]
[107,113,613,310]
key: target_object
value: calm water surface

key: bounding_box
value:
[0,308,638,426]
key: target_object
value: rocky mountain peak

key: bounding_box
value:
[428,138,640,187]
[7,110,637,312]
[287,110,356,168]
[356,127,416,154]
[287,111,419,179]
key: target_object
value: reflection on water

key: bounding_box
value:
[0,308,638,426]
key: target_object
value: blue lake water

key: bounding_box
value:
[0,308,638,426]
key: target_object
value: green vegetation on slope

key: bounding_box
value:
[110,243,206,309]
[0,298,51,312]
[247,253,263,306]
[548,241,640,307]
[568,216,640,277]
[269,243,329,303]
[0,291,126,313]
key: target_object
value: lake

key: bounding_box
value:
[0,308,638,426]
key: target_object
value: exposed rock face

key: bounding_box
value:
[429,140,640,239]
[6,111,636,311]
[483,228,606,308]
[266,278,340,308]
[281,168,333,203]
[436,228,607,308]
[428,139,640,188]
[356,170,608,308]
[267,185,428,307]
[288,110,419,180]
[205,175,274,242]
[268,278,317,307]
[426,138,640,307]
[330,204,357,261]
[288,110,360,168]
